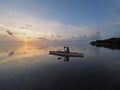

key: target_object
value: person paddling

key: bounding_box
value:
[64,46,70,53]
[67,47,70,53]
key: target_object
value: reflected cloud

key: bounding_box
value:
[8,51,14,56]
[0,44,49,64]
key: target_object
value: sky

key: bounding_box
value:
[0,0,120,43]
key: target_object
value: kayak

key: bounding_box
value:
[49,51,84,57]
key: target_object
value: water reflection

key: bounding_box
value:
[57,56,70,62]
[8,51,14,56]
[91,44,120,50]
[0,43,120,90]
[0,44,102,64]
[56,56,83,62]
[63,56,69,62]
[0,44,49,64]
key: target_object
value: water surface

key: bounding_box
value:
[0,43,120,90]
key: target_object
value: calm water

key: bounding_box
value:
[0,43,120,90]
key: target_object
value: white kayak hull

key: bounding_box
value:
[49,51,84,57]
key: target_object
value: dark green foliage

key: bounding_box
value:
[90,37,120,50]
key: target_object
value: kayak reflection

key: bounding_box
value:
[57,56,69,62]
[49,51,84,57]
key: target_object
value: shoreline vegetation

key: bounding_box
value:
[90,37,120,50]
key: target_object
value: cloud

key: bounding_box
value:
[89,31,101,40]
[69,31,101,42]
[108,8,120,25]
[0,8,106,43]
[0,0,120,43]
[114,32,120,37]
[104,0,120,26]
[0,5,101,42]
[51,35,54,37]
[26,37,32,39]
[37,37,43,39]
[6,30,13,36]
[114,0,120,7]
